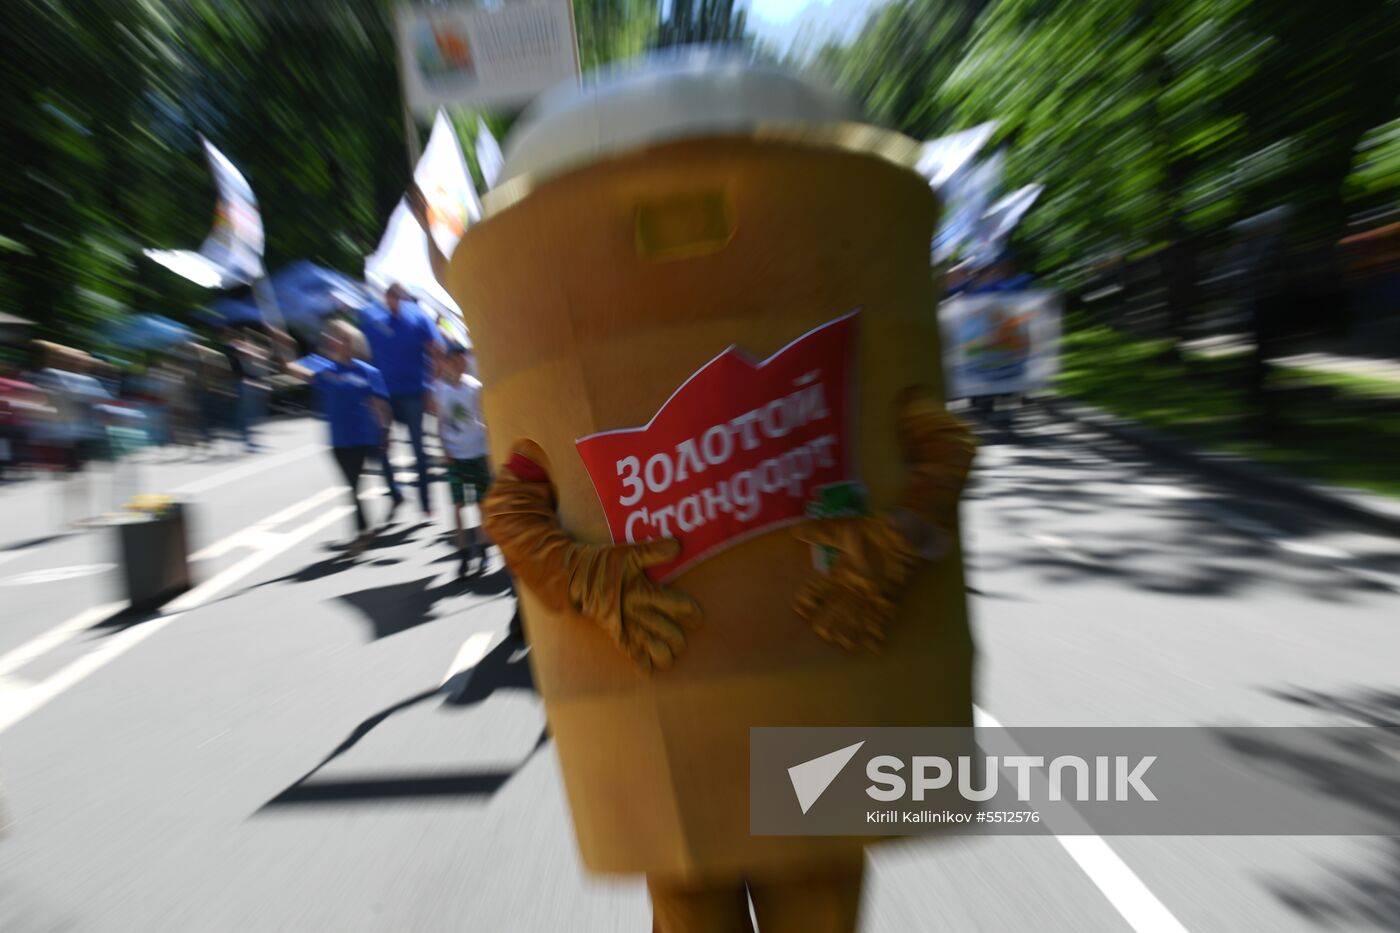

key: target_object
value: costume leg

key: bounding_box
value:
[647,876,753,933]
[748,858,865,933]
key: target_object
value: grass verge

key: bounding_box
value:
[1054,322,1400,498]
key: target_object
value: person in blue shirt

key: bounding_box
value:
[358,283,443,518]
[288,320,395,555]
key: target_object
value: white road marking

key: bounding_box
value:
[1056,835,1193,933]
[0,601,128,678]
[973,706,1191,933]
[172,444,320,495]
[0,563,115,587]
[0,504,352,735]
[189,485,348,560]
[3,492,358,678]
[441,632,495,687]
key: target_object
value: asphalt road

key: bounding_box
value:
[0,408,1396,932]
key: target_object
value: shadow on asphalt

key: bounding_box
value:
[257,633,543,811]
[0,532,72,553]
[334,567,513,640]
[1228,687,1400,928]
[318,520,434,554]
[87,604,162,636]
[965,406,1400,604]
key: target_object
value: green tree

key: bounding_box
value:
[655,0,749,49]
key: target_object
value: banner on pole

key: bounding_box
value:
[366,111,472,317]
[417,111,480,258]
[145,138,265,289]
[939,291,1061,398]
[475,117,505,190]
[364,201,463,317]
[396,1,580,115]
[198,137,265,284]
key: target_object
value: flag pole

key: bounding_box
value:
[395,7,423,170]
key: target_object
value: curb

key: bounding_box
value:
[1040,396,1400,537]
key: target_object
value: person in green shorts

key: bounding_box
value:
[434,344,491,576]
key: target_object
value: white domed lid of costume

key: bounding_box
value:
[498,50,861,187]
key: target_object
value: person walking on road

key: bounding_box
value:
[218,327,271,453]
[434,343,490,576]
[359,283,443,519]
[286,320,395,556]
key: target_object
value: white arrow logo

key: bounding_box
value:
[788,741,865,814]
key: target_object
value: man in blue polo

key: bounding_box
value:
[360,283,443,517]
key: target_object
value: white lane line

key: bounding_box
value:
[189,485,348,560]
[172,444,320,495]
[0,504,352,736]
[2,491,358,675]
[0,563,114,587]
[973,706,1191,933]
[1056,836,1192,933]
[441,632,495,687]
[0,601,127,678]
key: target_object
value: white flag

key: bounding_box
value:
[978,184,1044,251]
[415,110,480,260]
[917,122,997,189]
[475,117,505,190]
[145,137,265,289]
[199,137,265,283]
[934,151,1004,263]
[364,200,463,317]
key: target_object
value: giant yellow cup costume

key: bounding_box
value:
[449,59,975,930]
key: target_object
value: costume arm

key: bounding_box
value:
[793,388,975,652]
[483,442,703,670]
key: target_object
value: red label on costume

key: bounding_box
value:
[575,311,859,581]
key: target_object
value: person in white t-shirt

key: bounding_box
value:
[434,344,490,576]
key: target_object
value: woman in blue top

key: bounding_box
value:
[288,320,394,555]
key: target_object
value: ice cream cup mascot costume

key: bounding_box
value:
[449,55,976,933]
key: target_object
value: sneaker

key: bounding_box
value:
[458,551,474,578]
[348,531,373,557]
[384,497,403,526]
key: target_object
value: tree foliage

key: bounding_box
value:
[821,0,1400,322]
[1,0,692,348]
[656,0,748,50]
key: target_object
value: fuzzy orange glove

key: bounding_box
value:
[482,443,703,671]
[793,388,976,653]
